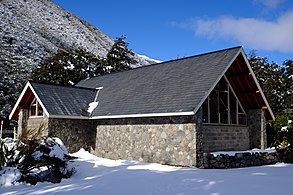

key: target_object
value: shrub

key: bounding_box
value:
[0,137,76,185]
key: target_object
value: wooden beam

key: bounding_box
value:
[237,90,260,96]
[227,73,252,80]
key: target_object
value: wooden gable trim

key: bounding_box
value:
[193,47,242,115]
[240,50,275,120]
[193,48,274,121]
[9,81,50,120]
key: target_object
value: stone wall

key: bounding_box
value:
[18,109,49,139]
[202,124,250,152]
[93,116,197,167]
[247,109,267,149]
[48,118,97,153]
[195,109,204,167]
[26,116,49,138]
[202,152,279,169]
[18,109,29,137]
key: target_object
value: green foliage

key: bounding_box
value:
[248,52,293,151]
[282,60,293,110]
[31,48,102,85]
[105,35,137,72]
[270,109,293,153]
[248,51,289,116]
[31,36,137,85]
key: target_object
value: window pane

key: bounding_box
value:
[30,105,36,116]
[38,105,43,116]
[239,114,246,125]
[202,98,209,123]
[229,91,237,124]
[238,104,245,114]
[210,90,218,123]
[219,91,228,124]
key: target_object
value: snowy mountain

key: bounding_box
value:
[0,0,156,69]
[0,0,158,117]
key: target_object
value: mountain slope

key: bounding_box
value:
[0,0,157,117]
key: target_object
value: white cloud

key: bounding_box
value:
[190,10,293,52]
[254,0,285,8]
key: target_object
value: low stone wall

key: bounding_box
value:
[93,116,197,167]
[202,152,279,169]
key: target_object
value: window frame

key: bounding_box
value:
[202,76,247,125]
[29,98,44,118]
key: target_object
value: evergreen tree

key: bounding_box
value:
[105,35,137,72]
[248,51,286,115]
[31,36,138,86]
[31,49,102,85]
[283,60,293,110]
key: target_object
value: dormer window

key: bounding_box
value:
[30,98,43,117]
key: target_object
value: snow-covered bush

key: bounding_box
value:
[0,137,76,186]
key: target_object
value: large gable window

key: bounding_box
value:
[30,98,43,117]
[202,77,246,125]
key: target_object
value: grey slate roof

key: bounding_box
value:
[75,46,242,117]
[30,82,96,116]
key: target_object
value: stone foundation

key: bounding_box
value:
[48,118,97,153]
[93,116,197,167]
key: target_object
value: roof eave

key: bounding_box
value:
[90,111,195,120]
[49,111,195,120]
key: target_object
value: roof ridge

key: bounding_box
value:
[29,80,97,91]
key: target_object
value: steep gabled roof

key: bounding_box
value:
[76,46,243,118]
[30,82,96,117]
[10,46,274,120]
[9,82,96,119]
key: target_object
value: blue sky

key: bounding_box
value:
[52,0,293,65]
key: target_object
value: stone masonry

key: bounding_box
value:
[202,151,279,169]
[48,118,97,153]
[202,124,250,152]
[93,116,197,167]
[247,109,267,149]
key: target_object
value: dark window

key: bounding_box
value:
[210,90,219,123]
[202,77,246,125]
[229,91,237,124]
[30,98,44,117]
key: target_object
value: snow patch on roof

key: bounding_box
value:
[87,102,99,114]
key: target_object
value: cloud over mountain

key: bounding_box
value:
[177,10,293,52]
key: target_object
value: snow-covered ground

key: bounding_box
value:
[1,148,292,195]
